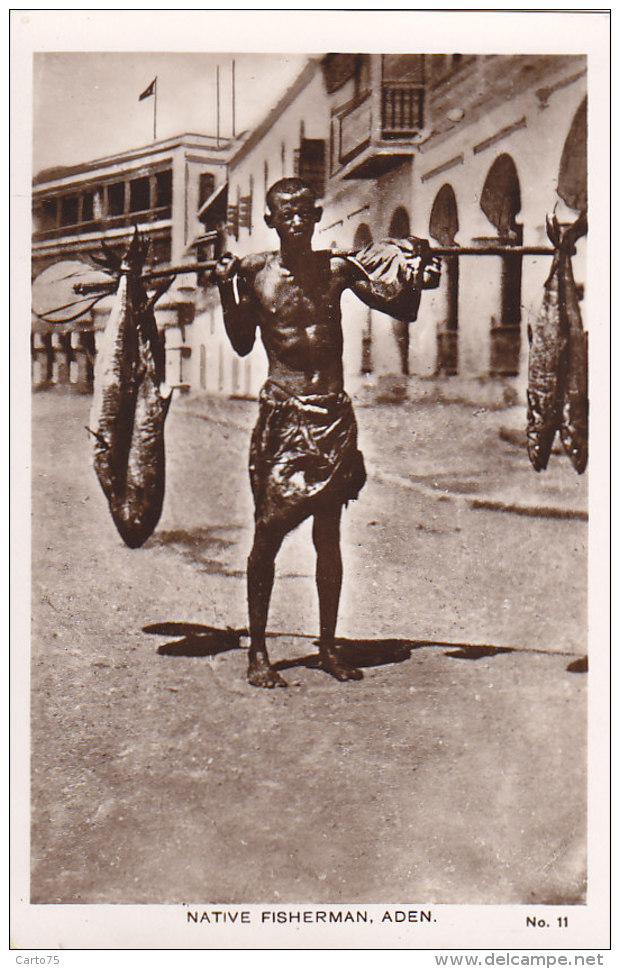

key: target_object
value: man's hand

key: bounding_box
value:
[396,238,441,290]
[214,252,239,285]
[421,255,442,290]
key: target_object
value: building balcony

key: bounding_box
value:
[32,205,172,243]
[330,84,423,179]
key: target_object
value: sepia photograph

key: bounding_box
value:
[10,8,610,953]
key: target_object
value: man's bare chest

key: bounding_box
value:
[253,258,341,327]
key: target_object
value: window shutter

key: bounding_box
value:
[299,139,326,199]
[238,195,252,230]
[226,204,239,239]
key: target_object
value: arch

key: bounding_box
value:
[480,154,523,376]
[558,97,587,212]
[481,153,521,240]
[387,207,411,374]
[429,183,459,246]
[429,184,459,375]
[353,222,373,249]
[388,206,410,239]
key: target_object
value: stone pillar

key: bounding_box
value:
[31,333,45,388]
[52,331,69,384]
[71,331,92,392]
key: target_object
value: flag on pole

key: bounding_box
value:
[139,78,156,101]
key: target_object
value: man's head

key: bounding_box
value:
[265,178,322,248]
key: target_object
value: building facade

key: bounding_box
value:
[190,53,587,401]
[31,133,237,391]
[32,54,587,403]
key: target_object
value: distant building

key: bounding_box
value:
[31,133,238,390]
[32,55,587,402]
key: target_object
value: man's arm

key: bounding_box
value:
[347,265,422,322]
[214,254,259,356]
[338,239,440,323]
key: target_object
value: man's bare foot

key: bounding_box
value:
[247,654,288,688]
[319,649,363,682]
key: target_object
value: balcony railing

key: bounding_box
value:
[381,83,424,138]
[32,205,172,243]
[333,82,424,175]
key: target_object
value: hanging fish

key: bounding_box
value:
[526,216,567,471]
[558,212,588,474]
[526,212,588,473]
[88,229,173,547]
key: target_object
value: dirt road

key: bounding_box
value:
[28,390,587,905]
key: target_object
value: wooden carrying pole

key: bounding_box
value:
[72,245,556,298]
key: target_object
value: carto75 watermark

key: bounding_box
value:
[15,958,60,965]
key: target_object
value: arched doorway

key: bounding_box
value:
[353,223,374,374]
[429,183,459,375]
[389,206,410,239]
[481,153,522,376]
[388,207,411,374]
[558,97,587,213]
[353,223,372,248]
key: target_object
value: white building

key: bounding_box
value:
[31,133,239,391]
[190,53,587,402]
[189,60,331,397]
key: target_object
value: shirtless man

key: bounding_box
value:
[215,177,436,688]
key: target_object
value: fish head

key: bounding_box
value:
[545,214,561,248]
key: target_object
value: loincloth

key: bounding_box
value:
[249,380,367,527]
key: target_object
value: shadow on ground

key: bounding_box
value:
[143,622,587,675]
[273,637,415,671]
[143,621,246,657]
[274,637,520,672]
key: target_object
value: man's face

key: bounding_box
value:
[266,190,320,246]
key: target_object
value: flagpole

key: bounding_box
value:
[216,65,220,147]
[138,78,157,140]
[232,59,236,138]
